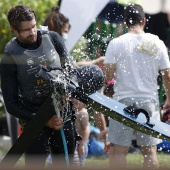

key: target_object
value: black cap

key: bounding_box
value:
[76,65,104,95]
[124,4,145,27]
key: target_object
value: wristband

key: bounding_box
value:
[106,78,114,85]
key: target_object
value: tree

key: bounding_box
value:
[0,0,58,55]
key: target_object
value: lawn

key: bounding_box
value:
[1,152,170,169]
[85,153,170,169]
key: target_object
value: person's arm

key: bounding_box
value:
[103,39,117,85]
[161,68,170,109]
[49,31,77,70]
[98,129,108,140]
[1,53,35,121]
[93,110,107,144]
[49,31,68,58]
[76,56,105,67]
[77,111,90,156]
[103,63,116,85]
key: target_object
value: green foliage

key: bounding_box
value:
[0,0,59,53]
[70,36,89,62]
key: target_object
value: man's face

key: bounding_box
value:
[14,19,37,43]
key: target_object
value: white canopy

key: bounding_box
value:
[59,0,110,52]
[59,0,170,52]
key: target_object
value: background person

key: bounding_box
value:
[104,4,170,169]
[43,6,70,42]
[71,98,90,167]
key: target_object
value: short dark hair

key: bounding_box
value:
[7,5,36,31]
[124,4,145,27]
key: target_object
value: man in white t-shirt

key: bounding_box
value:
[104,4,170,169]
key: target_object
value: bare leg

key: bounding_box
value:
[141,145,159,169]
[109,144,129,169]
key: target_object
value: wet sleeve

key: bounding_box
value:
[1,52,36,121]
[49,31,68,57]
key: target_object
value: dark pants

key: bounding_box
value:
[24,120,76,168]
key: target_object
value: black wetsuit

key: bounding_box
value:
[1,30,76,167]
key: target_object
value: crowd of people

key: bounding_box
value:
[0,2,170,170]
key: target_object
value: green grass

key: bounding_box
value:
[1,152,170,169]
[84,153,170,169]
[85,155,109,168]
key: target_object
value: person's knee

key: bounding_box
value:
[141,145,159,169]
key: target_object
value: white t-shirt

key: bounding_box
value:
[104,32,170,103]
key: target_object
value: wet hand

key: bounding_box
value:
[104,142,110,154]
[46,115,63,130]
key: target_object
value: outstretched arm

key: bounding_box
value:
[76,56,105,67]
[161,68,170,110]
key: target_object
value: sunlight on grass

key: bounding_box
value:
[85,153,170,169]
[85,156,109,168]
[1,152,170,169]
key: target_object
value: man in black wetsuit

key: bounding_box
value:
[1,5,77,168]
